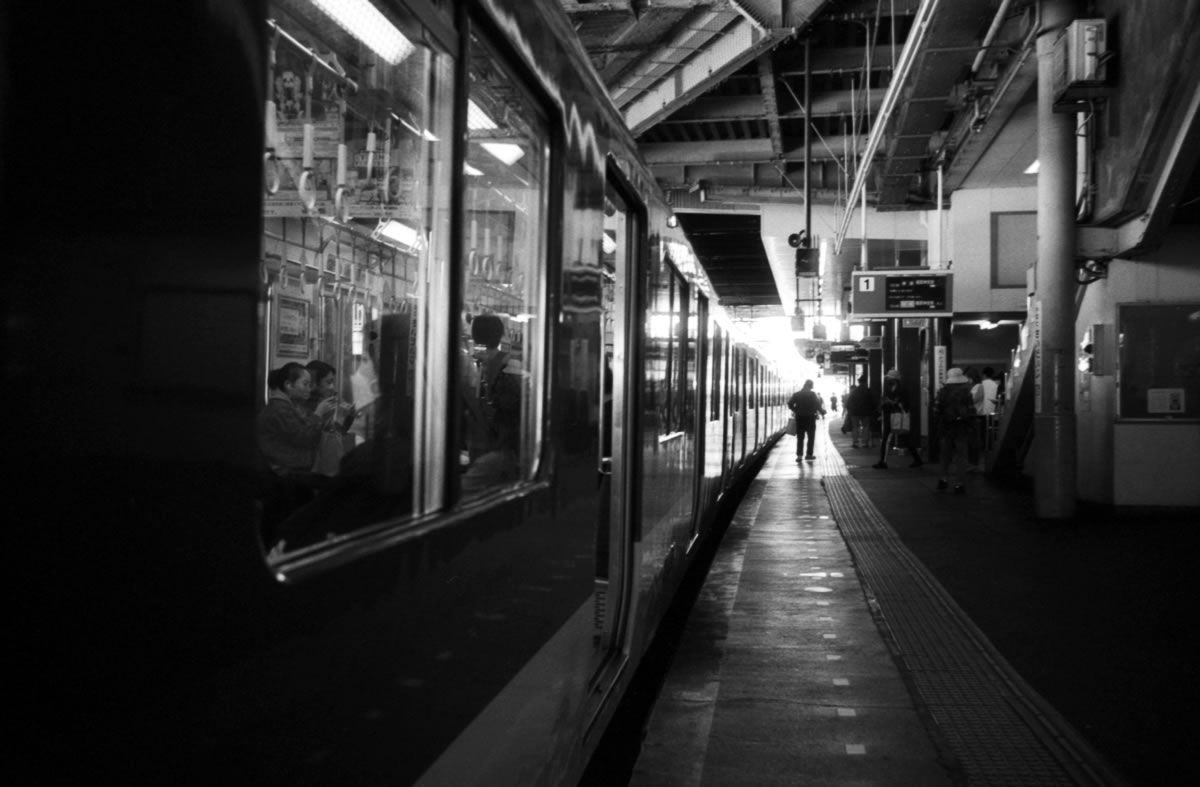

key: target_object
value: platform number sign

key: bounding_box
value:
[850,271,952,318]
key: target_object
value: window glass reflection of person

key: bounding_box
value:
[258,363,332,475]
[462,313,521,493]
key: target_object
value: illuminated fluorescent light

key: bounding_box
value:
[463,162,484,177]
[602,230,616,255]
[398,117,439,142]
[481,142,524,166]
[376,219,420,249]
[311,0,414,65]
[1024,159,1039,174]
[467,100,498,131]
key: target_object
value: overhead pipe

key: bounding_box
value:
[804,38,812,245]
[971,0,1016,76]
[833,0,943,254]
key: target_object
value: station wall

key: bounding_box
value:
[947,187,1035,315]
[1076,224,1200,507]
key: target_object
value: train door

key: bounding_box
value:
[590,166,641,680]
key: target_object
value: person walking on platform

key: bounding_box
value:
[934,367,977,493]
[974,366,999,471]
[873,369,922,469]
[788,379,825,461]
[846,375,876,449]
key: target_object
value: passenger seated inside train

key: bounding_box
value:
[258,363,332,475]
[304,359,356,433]
[256,363,328,548]
[266,316,419,556]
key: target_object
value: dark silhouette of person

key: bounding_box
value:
[934,367,976,493]
[462,313,523,492]
[846,374,876,449]
[788,379,825,461]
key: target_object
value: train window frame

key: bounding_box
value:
[709,321,723,423]
[256,0,462,576]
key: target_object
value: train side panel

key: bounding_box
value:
[5,1,787,784]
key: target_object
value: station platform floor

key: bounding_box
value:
[626,417,1196,786]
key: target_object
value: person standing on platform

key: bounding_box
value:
[934,367,977,493]
[975,367,1000,470]
[873,369,922,469]
[846,375,876,449]
[788,379,825,461]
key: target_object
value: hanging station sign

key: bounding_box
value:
[850,271,953,318]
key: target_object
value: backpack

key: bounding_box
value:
[939,384,976,424]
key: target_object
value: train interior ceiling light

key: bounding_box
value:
[310,0,414,64]
[374,219,420,250]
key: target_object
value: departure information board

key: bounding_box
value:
[851,271,953,318]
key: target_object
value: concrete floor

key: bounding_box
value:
[626,417,1192,786]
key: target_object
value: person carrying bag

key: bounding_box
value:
[874,369,922,469]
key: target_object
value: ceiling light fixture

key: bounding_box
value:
[310,0,415,64]
[374,219,420,250]
[480,142,524,166]
[467,100,498,131]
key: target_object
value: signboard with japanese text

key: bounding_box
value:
[850,271,953,318]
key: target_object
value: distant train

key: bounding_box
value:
[6,0,788,783]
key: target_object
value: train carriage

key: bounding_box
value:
[4,0,789,783]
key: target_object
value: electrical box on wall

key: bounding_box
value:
[1080,323,1115,376]
[1052,18,1111,111]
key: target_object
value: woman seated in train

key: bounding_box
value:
[258,363,334,475]
[257,362,332,551]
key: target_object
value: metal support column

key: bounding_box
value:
[1034,0,1078,518]
[804,38,812,243]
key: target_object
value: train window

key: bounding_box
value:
[682,288,696,431]
[459,27,549,498]
[257,0,455,563]
[710,323,723,422]
[648,254,687,436]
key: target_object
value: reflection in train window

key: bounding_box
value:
[256,0,454,562]
[459,27,548,499]
[647,255,689,436]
